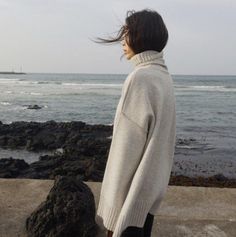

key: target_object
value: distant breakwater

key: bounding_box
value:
[0,71,26,74]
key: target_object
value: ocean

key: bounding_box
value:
[0,73,236,177]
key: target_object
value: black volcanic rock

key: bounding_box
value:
[0,157,29,178]
[169,173,236,188]
[19,154,104,181]
[1,120,235,188]
[0,121,112,180]
[0,120,112,151]
[25,175,99,237]
[27,105,43,110]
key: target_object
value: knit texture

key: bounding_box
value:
[96,50,176,237]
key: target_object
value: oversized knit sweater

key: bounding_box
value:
[96,50,176,237]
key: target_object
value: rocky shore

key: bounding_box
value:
[0,120,235,188]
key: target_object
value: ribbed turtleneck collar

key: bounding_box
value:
[130,50,167,69]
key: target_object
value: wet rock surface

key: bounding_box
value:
[0,120,235,188]
[26,104,43,110]
[0,157,30,178]
[0,120,112,151]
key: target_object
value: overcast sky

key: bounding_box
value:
[0,0,235,75]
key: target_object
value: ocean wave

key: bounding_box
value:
[36,81,62,85]
[26,81,62,85]
[0,78,20,83]
[0,78,37,85]
[0,79,61,85]
[30,92,42,95]
[0,102,11,106]
[61,83,122,88]
[1,80,121,87]
[19,91,42,95]
[18,80,51,85]
[175,85,236,92]
[217,111,236,115]
[0,79,125,88]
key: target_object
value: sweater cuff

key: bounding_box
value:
[96,195,121,231]
[96,196,152,237]
[112,199,152,237]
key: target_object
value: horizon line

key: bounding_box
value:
[0,71,236,77]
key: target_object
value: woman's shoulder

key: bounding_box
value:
[127,67,158,89]
[127,68,148,83]
[129,65,172,85]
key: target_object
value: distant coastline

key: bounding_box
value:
[0,71,26,75]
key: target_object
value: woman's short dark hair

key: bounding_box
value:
[94,9,169,54]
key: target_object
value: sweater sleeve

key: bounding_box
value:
[120,71,154,134]
[107,71,155,197]
[97,72,155,231]
[97,111,149,231]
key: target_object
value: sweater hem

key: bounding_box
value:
[96,196,152,237]
[113,199,152,237]
[96,195,121,231]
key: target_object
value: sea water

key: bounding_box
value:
[0,73,235,177]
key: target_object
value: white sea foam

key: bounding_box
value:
[0,102,11,106]
[0,78,127,89]
[62,83,122,88]
[0,78,20,83]
[0,79,47,85]
[19,91,42,95]
[30,92,42,95]
[176,85,236,92]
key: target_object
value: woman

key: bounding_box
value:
[95,9,176,237]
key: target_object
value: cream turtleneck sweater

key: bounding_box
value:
[96,50,176,237]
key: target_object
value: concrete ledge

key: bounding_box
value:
[0,178,235,237]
